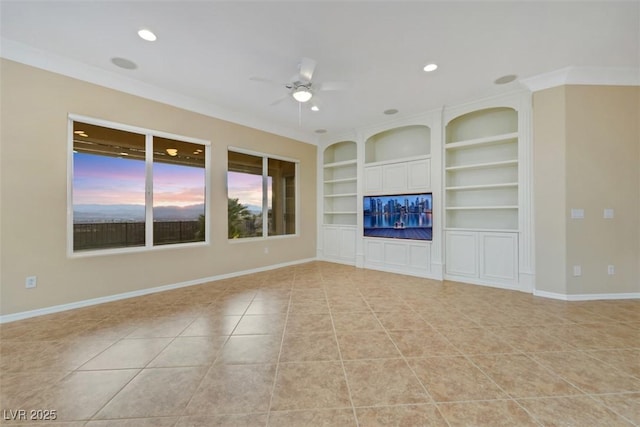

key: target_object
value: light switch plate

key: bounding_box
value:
[571,208,584,219]
[604,208,614,219]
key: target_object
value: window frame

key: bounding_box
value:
[227,146,299,242]
[67,114,211,258]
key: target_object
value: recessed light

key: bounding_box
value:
[314,129,327,134]
[423,63,438,72]
[78,132,88,137]
[111,57,138,70]
[138,29,157,42]
[494,74,518,85]
[383,109,398,115]
[119,152,129,156]
[311,105,319,112]
[73,130,84,135]
[166,148,178,156]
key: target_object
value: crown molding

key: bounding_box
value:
[0,38,316,145]
[520,66,640,92]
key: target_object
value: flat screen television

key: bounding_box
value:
[363,193,433,241]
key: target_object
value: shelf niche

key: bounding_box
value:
[445,107,519,231]
[365,125,430,164]
[323,140,357,225]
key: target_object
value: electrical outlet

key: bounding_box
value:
[607,265,615,275]
[571,208,584,219]
[604,208,614,219]
[25,276,37,289]
[573,265,582,277]
[264,247,269,254]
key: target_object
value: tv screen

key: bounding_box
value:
[363,193,433,241]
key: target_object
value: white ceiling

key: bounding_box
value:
[1,1,639,143]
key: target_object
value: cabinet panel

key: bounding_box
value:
[384,242,408,265]
[382,163,407,192]
[364,166,383,194]
[409,244,430,271]
[323,227,339,258]
[322,225,356,263]
[479,232,518,283]
[445,231,478,277]
[366,240,384,263]
[407,159,431,190]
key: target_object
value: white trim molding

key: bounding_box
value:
[533,290,640,301]
[0,257,316,324]
[520,66,640,92]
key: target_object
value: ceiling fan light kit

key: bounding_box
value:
[292,87,313,103]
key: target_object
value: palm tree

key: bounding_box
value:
[228,198,251,238]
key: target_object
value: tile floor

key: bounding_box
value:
[1,261,639,426]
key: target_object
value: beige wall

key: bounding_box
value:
[532,86,567,294]
[533,85,640,295]
[0,59,317,316]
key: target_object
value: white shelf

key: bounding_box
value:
[445,183,518,191]
[446,205,518,210]
[323,159,357,168]
[324,177,357,184]
[445,132,518,150]
[445,159,518,172]
[324,211,358,215]
[364,154,431,167]
[324,193,357,198]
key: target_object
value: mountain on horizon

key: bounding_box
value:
[74,203,205,223]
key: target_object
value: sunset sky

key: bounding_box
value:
[73,153,206,207]
[73,153,266,208]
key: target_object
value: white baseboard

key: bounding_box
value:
[0,257,317,324]
[533,290,640,301]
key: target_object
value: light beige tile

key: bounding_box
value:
[285,313,333,334]
[585,349,640,378]
[185,364,276,415]
[388,330,460,357]
[148,336,227,367]
[532,351,640,393]
[180,315,241,336]
[439,328,517,355]
[20,370,139,421]
[375,311,432,331]
[437,400,539,427]
[472,353,582,398]
[356,404,448,427]
[344,359,431,407]
[408,356,506,402]
[518,396,635,426]
[331,312,383,332]
[86,417,178,426]
[233,314,286,335]
[279,333,340,362]
[95,367,206,419]
[125,317,195,338]
[176,414,267,427]
[268,408,356,426]
[336,331,401,360]
[79,338,172,370]
[270,362,351,411]
[217,335,281,364]
[595,392,640,425]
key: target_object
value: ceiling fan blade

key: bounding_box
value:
[317,81,351,91]
[298,57,317,82]
[269,95,290,106]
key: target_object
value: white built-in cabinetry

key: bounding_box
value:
[361,124,435,277]
[321,141,358,263]
[444,102,528,290]
[317,92,532,290]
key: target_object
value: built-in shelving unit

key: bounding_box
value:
[444,105,522,288]
[445,108,519,230]
[323,141,358,225]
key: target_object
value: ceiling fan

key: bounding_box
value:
[250,57,350,111]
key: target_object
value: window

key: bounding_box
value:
[227,149,297,239]
[70,117,208,253]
